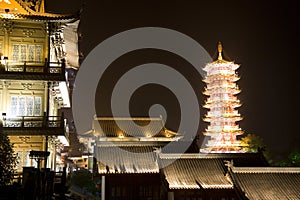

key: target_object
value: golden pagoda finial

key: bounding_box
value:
[218,41,223,60]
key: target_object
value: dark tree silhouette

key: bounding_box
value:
[0,132,18,186]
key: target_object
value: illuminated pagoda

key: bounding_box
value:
[201,42,244,153]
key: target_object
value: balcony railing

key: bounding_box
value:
[0,114,66,136]
[0,60,65,80]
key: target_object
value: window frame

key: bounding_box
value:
[9,95,43,117]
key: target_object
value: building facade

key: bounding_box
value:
[0,0,79,172]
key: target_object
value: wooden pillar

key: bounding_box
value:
[101,176,105,200]
[4,25,9,58]
[44,82,51,169]
[46,81,51,116]
[53,144,57,171]
[46,22,51,62]
[168,191,174,200]
[44,136,48,169]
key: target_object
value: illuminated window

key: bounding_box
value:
[20,44,27,61]
[16,150,23,171]
[10,96,42,116]
[34,97,41,116]
[15,150,37,171]
[13,44,19,61]
[28,45,35,61]
[19,96,26,116]
[11,44,43,62]
[27,96,34,116]
[24,151,30,167]
[36,45,42,62]
[10,96,18,116]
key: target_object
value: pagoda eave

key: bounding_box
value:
[203,131,244,136]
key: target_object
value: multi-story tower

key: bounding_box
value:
[0,0,79,171]
[201,42,244,153]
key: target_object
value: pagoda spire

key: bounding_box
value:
[218,41,223,61]
[201,42,244,153]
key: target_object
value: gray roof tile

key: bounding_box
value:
[231,167,300,200]
[160,156,233,189]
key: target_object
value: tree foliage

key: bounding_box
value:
[0,133,18,186]
[277,139,300,167]
[70,169,97,194]
[241,133,265,153]
[288,151,300,166]
[241,133,272,164]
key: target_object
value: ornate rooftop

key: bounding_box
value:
[92,117,178,139]
[0,0,79,21]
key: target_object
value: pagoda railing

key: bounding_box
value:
[0,114,67,136]
[0,60,65,80]
[0,115,62,128]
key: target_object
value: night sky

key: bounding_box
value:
[46,0,299,160]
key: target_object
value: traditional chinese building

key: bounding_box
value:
[80,116,180,199]
[81,116,270,200]
[74,41,300,200]
[0,0,80,172]
[201,42,244,153]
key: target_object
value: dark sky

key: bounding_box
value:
[46,0,299,159]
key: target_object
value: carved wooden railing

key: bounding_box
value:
[0,113,67,136]
[0,60,65,79]
[1,115,64,128]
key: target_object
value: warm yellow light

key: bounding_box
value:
[201,43,244,153]
[0,13,16,19]
[0,0,12,4]
[145,132,152,138]
[118,132,124,138]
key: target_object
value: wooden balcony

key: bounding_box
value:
[0,115,66,136]
[0,60,65,81]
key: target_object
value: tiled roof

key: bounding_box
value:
[0,12,79,21]
[95,146,159,174]
[160,154,233,189]
[161,139,200,153]
[93,117,177,138]
[160,153,269,167]
[206,153,269,167]
[231,167,300,200]
[0,0,79,21]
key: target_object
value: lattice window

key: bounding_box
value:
[10,96,42,116]
[19,96,26,116]
[10,96,18,116]
[11,44,43,62]
[20,44,27,61]
[36,45,42,62]
[28,45,35,61]
[27,96,34,116]
[34,97,41,116]
[13,44,20,61]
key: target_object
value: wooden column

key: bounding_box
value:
[101,176,105,200]
[168,191,174,200]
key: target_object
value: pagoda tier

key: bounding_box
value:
[201,42,244,153]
